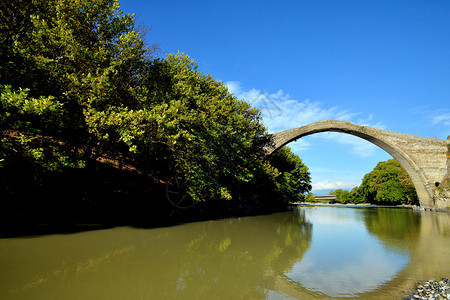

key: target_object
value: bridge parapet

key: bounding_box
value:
[266,120,449,210]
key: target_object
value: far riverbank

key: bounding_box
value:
[293,202,420,209]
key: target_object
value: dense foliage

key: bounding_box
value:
[267,146,311,203]
[305,192,316,202]
[0,0,311,227]
[138,54,272,203]
[359,159,418,205]
[330,159,418,205]
[1,0,152,170]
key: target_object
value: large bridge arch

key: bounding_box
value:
[265,120,449,210]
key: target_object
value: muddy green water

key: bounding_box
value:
[0,206,449,299]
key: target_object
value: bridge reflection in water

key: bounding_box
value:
[272,207,449,299]
[0,207,448,299]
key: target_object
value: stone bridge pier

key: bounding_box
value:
[265,120,449,210]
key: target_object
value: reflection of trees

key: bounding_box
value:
[0,210,312,299]
[362,208,421,253]
[143,210,313,299]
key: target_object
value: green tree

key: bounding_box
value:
[139,55,311,207]
[348,186,365,203]
[134,53,272,203]
[0,0,312,225]
[305,192,316,203]
[1,0,156,169]
[334,189,351,204]
[360,159,418,205]
[267,146,312,203]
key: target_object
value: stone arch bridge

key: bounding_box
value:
[265,120,450,210]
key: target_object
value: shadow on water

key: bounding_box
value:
[0,210,313,300]
[0,204,448,299]
[0,160,292,238]
[362,207,422,252]
[0,204,296,238]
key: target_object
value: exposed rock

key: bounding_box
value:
[404,278,449,300]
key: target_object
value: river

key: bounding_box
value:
[0,206,449,299]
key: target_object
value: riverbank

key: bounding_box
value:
[0,159,290,238]
[404,278,449,299]
[294,202,420,209]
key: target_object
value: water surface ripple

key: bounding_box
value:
[0,206,448,299]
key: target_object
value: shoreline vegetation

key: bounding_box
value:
[303,159,420,207]
[0,0,432,241]
[1,2,447,299]
[294,202,420,209]
[1,0,313,236]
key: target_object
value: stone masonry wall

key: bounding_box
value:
[267,120,449,210]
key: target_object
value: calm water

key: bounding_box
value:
[0,206,449,299]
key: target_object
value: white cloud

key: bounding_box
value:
[226,81,356,132]
[315,132,380,158]
[307,211,360,225]
[312,180,358,192]
[286,249,408,297]
[432,113,450,126]
[411,107,450,133]
[226,81,385,157]
[281,139,312,153]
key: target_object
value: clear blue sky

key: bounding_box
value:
[120,0,450,194]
